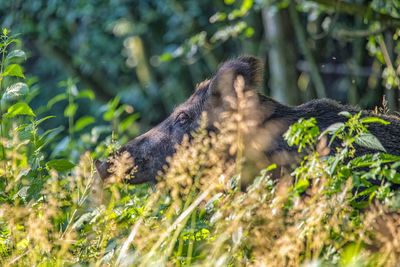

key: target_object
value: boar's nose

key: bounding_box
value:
[95,159,110,180]
[134,157,149,167]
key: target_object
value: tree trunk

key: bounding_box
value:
[262,7,299,105]
[384,32,399,111]
[288,2,326,99]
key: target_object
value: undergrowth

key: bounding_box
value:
[0,29,400,267]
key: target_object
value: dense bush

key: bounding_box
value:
[0,30,400,266]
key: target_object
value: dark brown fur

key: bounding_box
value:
[95,56,400,184]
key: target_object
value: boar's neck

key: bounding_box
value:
[259,95,400,155]
[258,94,298,122]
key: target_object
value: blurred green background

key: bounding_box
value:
[1,0,399,146]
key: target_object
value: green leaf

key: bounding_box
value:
[265,163,277,172]
[2,64,25,78]
[37,126,64,151]
[355,133,386,152]
[159,52,173,62]
[47,93,67,108]
[340,242,362,266]
[77,89,95,100]
[5,102,35,118]
[244,27,255,38]
[2,82,29,102]
[16,238,29,252]
[120,113,140,132]
[350,153,400,168]
[74,116,95,131]
[103,109,114,121]
[329,149,344,175]
[320,122,344,136]
[294,178,309,194]
[64,103,77,118]
[385,169,400,184]
[339,111,351,118]
[51,136,71,158]
[320,122,345,146]
[35,115,56,126]
[361,116,390,125]
[111,96,120,108]
[209,12,227,23]
[46,159,75,172]
[6,50,27,61]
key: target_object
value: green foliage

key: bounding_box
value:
[284,117,320,152]
[0,29,144,264]
[1,0,400,262]
[1,0,399,127]
[46,159,75,172]
[285,113,399,204]
[0,39,398,263]
[371,0,400,18]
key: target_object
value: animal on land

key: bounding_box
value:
[95,56,400,184]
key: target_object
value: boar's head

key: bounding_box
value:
[95,56,264,184]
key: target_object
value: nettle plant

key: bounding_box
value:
[0,29,47,196]
[284,111,400,205]
[47,78,140,162]
[0,29,143,264]
[0,28,139,188]
[0,29,91,201]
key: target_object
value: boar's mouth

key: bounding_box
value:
[95,154,160,184]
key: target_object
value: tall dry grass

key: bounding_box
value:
[0,75,399,267]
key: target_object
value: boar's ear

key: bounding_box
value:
[208,56,263,116]
[95,159,111,180]
[210,56,263,92]
[207,56,267,186]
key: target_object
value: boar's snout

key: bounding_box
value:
[94,159,110,180]
[95,125,176,184]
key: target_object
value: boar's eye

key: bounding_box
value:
[175,112,191,126]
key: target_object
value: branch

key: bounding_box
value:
[309,0,400,26]
[334,26,388,39]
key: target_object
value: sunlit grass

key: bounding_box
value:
[1,29,400,267]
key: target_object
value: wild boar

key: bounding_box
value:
[95,56,400,184]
